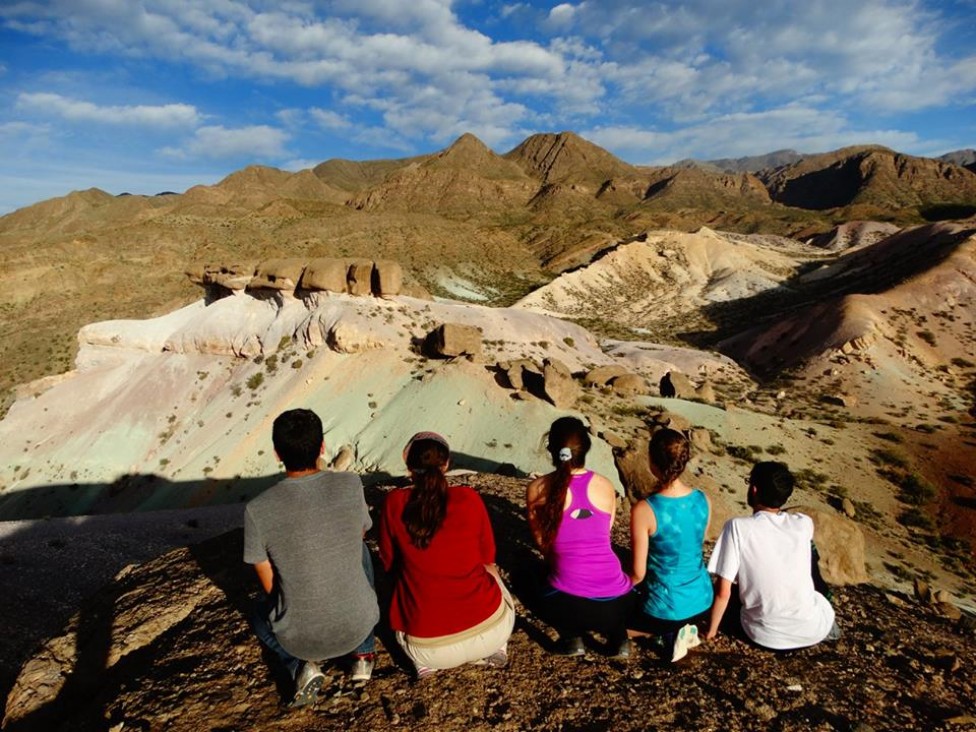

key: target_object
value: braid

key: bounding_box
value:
[648,428,690,490]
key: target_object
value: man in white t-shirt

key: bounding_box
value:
[706,462,838,649]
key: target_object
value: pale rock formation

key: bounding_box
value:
[615,437,654,502]
[501,359,541,392]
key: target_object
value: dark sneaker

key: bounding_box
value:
[291,661,324,707]
[610,639,632,659]
[350,653,375,682]
[552,636,585,657]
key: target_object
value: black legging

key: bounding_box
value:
[540,587,635,647]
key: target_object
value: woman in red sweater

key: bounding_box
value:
[379,431,515,678]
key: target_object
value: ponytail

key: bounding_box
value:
[532,417,591,555]
[402,436,451,549]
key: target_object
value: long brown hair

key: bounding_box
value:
[402,436,451,549]
[648,428,690,490]
[532,417,591,555]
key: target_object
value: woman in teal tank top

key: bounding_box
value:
[629,429,713,661]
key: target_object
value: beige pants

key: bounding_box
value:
[396,577,515,670]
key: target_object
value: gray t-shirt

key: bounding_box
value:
[244,471,379,660]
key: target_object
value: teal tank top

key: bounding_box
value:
[640,489,714,621]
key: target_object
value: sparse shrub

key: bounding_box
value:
[265,355,278,373]
[897,507,934,530]
[563,337,575,347]
[278,336,292,351]
[897,473,937,505]
[727,445,762,462]
[917,330,936,346]
[871,448,908,469]
[291,359,303,369]
[951,357,974,369]
[873,431,903,444]
[247,373,264,390]
[765,444,786,455]
[230,385,243,398]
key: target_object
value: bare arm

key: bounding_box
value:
[629,500,656,585]
[706,576,733,640]
[525,476,547,551]
[253,560,275,595]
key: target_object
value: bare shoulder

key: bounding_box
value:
[526,474,548,503]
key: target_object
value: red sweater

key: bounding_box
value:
[379,485,501,637]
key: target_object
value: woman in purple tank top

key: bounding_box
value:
[526,417,634,658]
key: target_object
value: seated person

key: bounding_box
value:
[526,417,633,658]
[629,428,713,661]
[706,461,839,649]
[379,432,514,679]
[244,408,379,707]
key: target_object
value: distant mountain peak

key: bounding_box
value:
[504,131,636,185]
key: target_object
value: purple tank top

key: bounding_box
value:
[548,472,632,599]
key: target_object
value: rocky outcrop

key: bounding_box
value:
[609,373,649,397]
[249,258,306,291]
[372,260,403,297]
[347,260,374,296]
[583,365,629,387]
[794,506,868,586]
[300,258,348,292]
[542,357,579,408]
[614,436,654,502]
[425,323,483,358]
[659,371,696,399]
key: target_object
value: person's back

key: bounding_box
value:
[381,483,500,638]
[245,470,378,657]
[641,489,711,621]
[707,461,836,650]
[547,471,632,600]
[244,408,379,706]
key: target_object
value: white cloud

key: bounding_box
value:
[583,106,922,164]
[163,125,290,159]
[310,108,352,130]
[16,93,201,127]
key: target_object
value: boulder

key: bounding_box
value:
[695,379,717,404]
[660,371,696,399]
[689,427,714,454]
[841,497,857,519]
[185,264,206,286]
[600,430,628,451]
[347,260,374,296]
[649,410,692,433]
[249,259,305,291]
[372,260,403,297]
[329,445,355,472]
[400,283,433,300]
[204,262,255,291]
[822,393,859,408]
[614,437,654,502]
[584,365,629,387]
[610,373,649,397]
[793,505,868,585]
[502,359,541,391]
[426,323,483,358]
[300,258,348,293]
[542,357,579,408]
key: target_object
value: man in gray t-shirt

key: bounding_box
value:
[244,409,379,706]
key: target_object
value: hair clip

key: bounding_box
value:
[558,447,573,462]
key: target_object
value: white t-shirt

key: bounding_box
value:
[708,511,835,650]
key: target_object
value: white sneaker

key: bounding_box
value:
[350,653,375,682]
[671,624,701,663]
[291,661,325,707]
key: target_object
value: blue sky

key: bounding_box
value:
[1,0,975,214]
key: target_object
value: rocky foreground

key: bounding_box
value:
[4,474,975,732]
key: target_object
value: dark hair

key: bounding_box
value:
[402,437,451,549]
[532,417,591,555]
[750,461,795,508]
[272,409,323,471]
[648,428,690,489]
